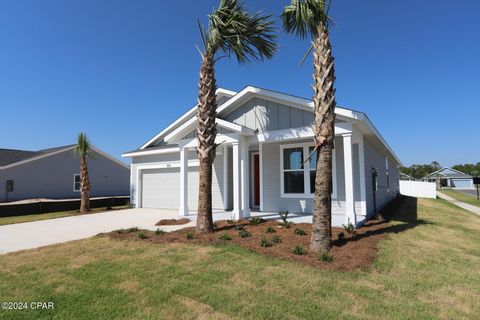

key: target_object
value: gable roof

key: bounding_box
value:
[425,167,472,179]
[0,145,129,170]
[125,85,401,165]
[0,145,75,168]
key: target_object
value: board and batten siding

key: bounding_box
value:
[131,150,226,210]
[224,97,314,132]
[363,138,399,218]
[261,137,363,226]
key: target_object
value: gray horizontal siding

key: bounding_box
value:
[364,138,400,217]
[0,149,129,202]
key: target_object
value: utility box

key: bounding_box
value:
[6,180,14,192]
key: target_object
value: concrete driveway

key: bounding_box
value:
[0,208,195,255]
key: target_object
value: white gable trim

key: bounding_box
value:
[426,167,470,178]
[0,145,128,170]
[0,146,75,170]
[135,85,401,165]
[165,117,254,143]
[122,147,180,158]
[139,88,237,149]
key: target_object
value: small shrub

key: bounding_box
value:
[219,233,232,241]
[234,225,245,231]
[319,252,334,262]
[227,219,235,224]
[138,231,147,239]
[115,229,124,234]
[129,227,139,233]
[186,232,194,240]
[271,235,282,244]
[280,221,293,228]
[239,230,251,238]
[343,218,355,234]
[294,228,306,236]
[279,210,289,224]
[260,237,273,247]
[154,228,165,236]
[249,217,264,225]
[266,226,276,233]
[337,232,345,240]
[292,245,306,255]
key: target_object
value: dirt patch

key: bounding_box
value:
[106,216,391,271]
[155,218,191,226]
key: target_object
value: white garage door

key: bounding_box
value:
[141,168,180,209]
[141,167,200,209]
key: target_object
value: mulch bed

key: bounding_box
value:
[107,217,391,271]
[155,218,191,226]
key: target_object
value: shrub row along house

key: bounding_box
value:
[123,86,402,226]
[0,145,130,202]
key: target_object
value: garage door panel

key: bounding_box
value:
[142,168,180,209]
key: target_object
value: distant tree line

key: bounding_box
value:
[401,161,480,179]
[451,163,480,176]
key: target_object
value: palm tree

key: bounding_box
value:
[195,0,277,233]
[74,133,92,214]
[282,0,336,252]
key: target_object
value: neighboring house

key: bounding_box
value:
[423,167,474,189]
[400,172,415,181]
[122,86,402,227]
[0,145,130,202]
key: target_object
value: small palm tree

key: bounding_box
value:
[282,0,336,252]
[74,133,92,214]
[195,0,277,233]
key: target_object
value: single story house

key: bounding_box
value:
[423,168,474,189]
[0,145,130,202]
[122,86,402,226]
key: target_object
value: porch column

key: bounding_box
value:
[356,136,367,216]
[240,136,250,218]
[343,133,356,225]
[222,144,229,210]
[179,147,189,216]
[232,142,241,219]
[259,142,264,211]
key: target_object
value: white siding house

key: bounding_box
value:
[123,86,402,226]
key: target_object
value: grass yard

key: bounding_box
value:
[0,197,479,319]
[0,206,130,226]
[440,189,480,208]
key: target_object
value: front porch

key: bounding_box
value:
[165,117,367,226]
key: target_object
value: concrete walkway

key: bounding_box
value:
[0,208,195,255]
[437,191,480,216]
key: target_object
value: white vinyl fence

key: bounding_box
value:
[399,181,436,199]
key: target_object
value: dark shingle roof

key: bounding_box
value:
[0,145,74,167]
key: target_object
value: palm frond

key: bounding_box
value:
[74,133,92,158]
[205,0,277,64]
[282,0,332,39]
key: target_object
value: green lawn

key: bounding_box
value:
[440,189,480,208]
[0,197,479,319]
[0,206,130,226]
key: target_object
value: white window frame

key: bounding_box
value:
[280,143,337,199]
[73,174,81,192]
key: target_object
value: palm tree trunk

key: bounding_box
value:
[196,52,217,233]
[310,25,336,253]
[80,155,91,214]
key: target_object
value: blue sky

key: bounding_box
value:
[0,0,478,167]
